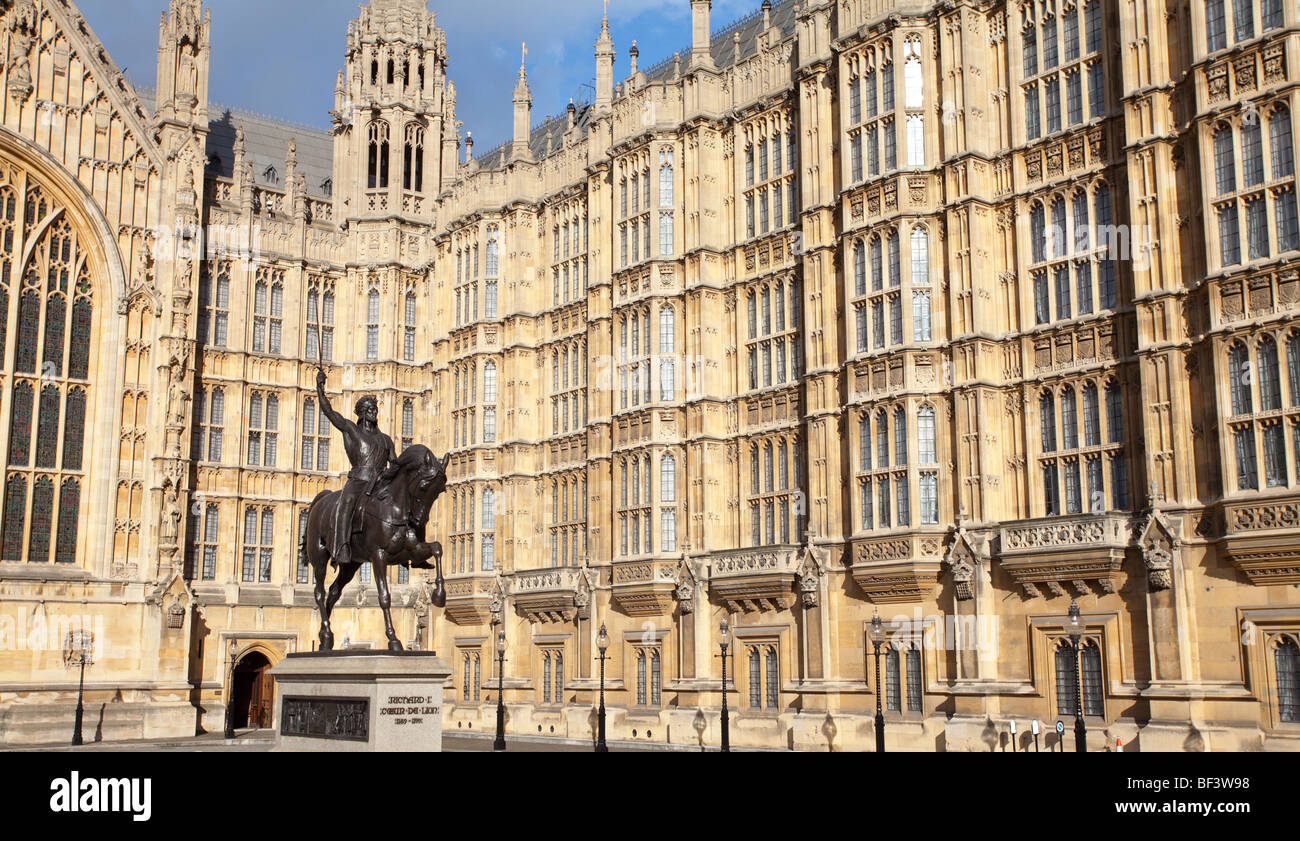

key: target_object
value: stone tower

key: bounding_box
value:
[333,0,448,224]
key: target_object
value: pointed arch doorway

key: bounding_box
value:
[230,650,274,729]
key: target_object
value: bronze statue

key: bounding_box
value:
[302,369,447,651]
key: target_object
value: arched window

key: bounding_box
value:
[1105,381,1124,444]
[1082,383,1101,445]
[1214,125,1235,196]
[368,121,390,189]
[1277,637,1300,722]
[904,39,923,108]
[482,489,495,530]
[917,406,936,464]
[1041,392,1057,452]
[859,415,872,470]
[659,306,675,354]
[661,453,676,502]
[1072,191,1090,253]
[403,292,416,362]
[870,235,883,291]
[854,239,866,295]
[401,399,413,450]
[0,181,93,564]
[1055,642,1078,716]
[366,289,380,360]
[1259,335,1282,410]
[483,361,498,404]
[885,647,901,711]
[1288,334,1300,407]
[485,226,499,276]
[910,226,929,285]
[1271,105,1294,179]
[1031,203,1046,262]
[1061,387,1078,449]
[1080,641,1104,717]
[876,410,890,468]
[1242,118,1264,187]
[1051,197,1067,259]
[1229,343,1252,415]
[1023,23,1038,77]
[660,155,674,206]
[894,406,908,466]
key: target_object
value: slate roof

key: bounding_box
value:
[134,85,336,198]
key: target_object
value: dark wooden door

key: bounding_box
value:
[248,663,273,728]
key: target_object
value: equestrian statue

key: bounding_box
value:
[301,368,448,651]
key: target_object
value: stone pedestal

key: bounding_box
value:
[268,651,451,752]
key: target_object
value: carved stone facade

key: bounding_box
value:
[2,0,1300,751]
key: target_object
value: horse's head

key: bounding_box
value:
[388,444,446,513]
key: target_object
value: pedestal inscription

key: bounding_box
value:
[269,651,451,752]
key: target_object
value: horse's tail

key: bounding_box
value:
[303,490,331,563]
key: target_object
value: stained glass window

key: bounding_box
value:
[69,298,91,380]
[2,474,26,560]
[15,291,39,373]
[8,381,32,466]
[43,294,65,376]
[35,385,59,468]
[27,476,53,563]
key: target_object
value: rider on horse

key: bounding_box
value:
[316,369,398,567]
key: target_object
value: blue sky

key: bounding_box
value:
[86,0,759,148]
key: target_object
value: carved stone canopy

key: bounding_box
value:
[945,528,988,601]
[1135,507,1179,592]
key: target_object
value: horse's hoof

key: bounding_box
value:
[432,586,446,608]
[320,631,334,651]
[388,639,404,652]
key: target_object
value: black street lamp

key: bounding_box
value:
[717,619,731,753]
[1066,600,1086,753]
[493,629,507,751]
[62,630,94,746]
[223,637,238,740]
[869,609,887,753]
[595,623,609,752]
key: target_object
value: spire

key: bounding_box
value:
[629,40,639,77]
[510,42,533,163]
[690,0,715,71]
[594,4,615,114]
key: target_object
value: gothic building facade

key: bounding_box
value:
[0,0,1297,750]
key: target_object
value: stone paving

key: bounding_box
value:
[1,729,754,753]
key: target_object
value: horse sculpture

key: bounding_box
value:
[301,443,448,652]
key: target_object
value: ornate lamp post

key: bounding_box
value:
[493,629,507,751]
[1066,600,1087,753]
[718,619,731,753]
[870,609,887,753]
[62,630,94,746]
[223,637,238,739]
[595,622,609,752]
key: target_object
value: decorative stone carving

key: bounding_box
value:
[1000,514,1129,597]
[158,480,181,547]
